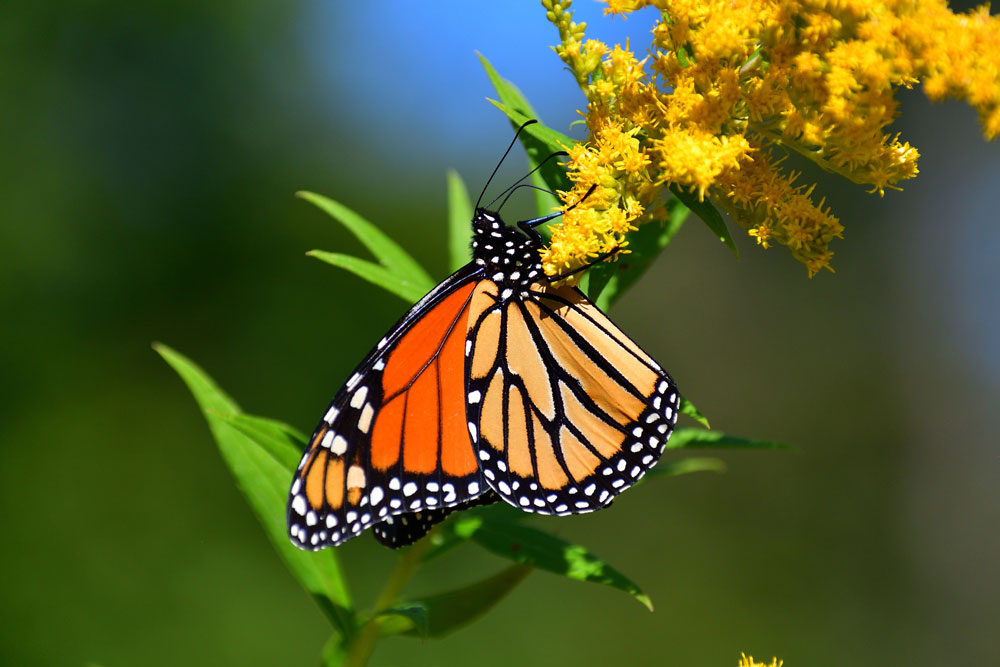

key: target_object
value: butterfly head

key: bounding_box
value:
[470,209,544,298]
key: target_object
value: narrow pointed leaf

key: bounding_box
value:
[669,185,738,256]
[207,412,306,476]
[154,343,355,635]
[297,191,434,289]
[680,396,710,428]
[377,564,532,639]
[666,428,791,450]
[588,197,690,309]
[479,53,571,215]
[446,169,473,272]
[420,501,528,563]
[374,603,429,638]
[452,515,653,610]
[307,251,426,304]
[643,457,727,481]
[485,96,566,219]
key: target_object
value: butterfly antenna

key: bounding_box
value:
[495,184,559,215]
[486,150,569,211]
[475,119,538,212]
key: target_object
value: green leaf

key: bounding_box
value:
[377,565,532,639]
[587,197,691,309]
[297,191,435,290]
[680,396,710,428]
[207,412,306,475]
[419,501,528,563]
[644,456,727,481]
[306,251,426,304]
[418,529,469,564]
[669,184,738,256]
[452,515,653,610]
[478,53,571,216]
[375,603,429,638]
[488,97,566,220]
[666,428,791,450]
[154,343,356,636]
[676,44,694,68]
[446,169,474,272]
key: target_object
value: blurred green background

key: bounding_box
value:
[2,1,998,665]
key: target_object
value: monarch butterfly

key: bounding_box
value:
[287,122,679,550]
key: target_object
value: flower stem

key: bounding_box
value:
[341,536,434,667]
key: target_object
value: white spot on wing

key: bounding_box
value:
[358,403,374,433]
[350,386,368,409]
[324,406,339,424]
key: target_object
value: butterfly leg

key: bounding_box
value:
[516,183,598,243]
[517,211,563,245]
[547,246,622,282]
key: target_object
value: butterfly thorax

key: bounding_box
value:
[470,209,544,301]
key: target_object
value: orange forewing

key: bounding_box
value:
[368,281,480,477]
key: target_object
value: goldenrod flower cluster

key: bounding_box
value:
[739,653,783,667]
[541,0,1000,276]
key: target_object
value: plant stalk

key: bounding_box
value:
[341,535,434,667]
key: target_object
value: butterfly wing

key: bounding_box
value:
[464,281,679,514]
[288,267,490,550]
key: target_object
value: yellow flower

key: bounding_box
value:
[541,0,1000,277]
[739,653,783,667]
[540,122,646,277]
